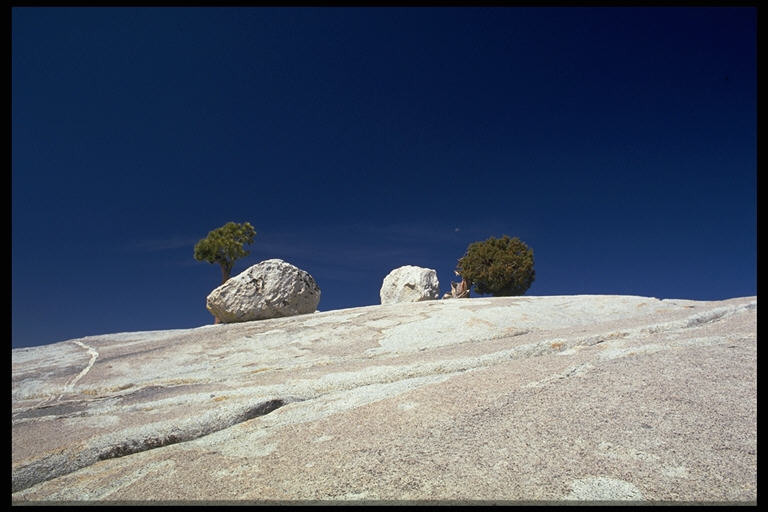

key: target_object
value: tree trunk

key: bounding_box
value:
[212,262,232,324]
[219,263,231,285]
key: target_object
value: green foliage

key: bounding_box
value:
[456,235,535,296]
[194,221,256,283]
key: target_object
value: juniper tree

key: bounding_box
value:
[194,221,257,285]
[456,235,535,296]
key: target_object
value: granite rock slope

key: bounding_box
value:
[11,295,756,503]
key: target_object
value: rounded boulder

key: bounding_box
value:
[206,259,321,323]
[380,265,441,304]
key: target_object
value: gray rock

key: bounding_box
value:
[206,259,320,323]
[380,265,440,304]
[12,295,757,503]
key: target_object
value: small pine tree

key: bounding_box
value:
[456,235,535,296]
[194,221,257,285]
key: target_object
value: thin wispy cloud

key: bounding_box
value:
[128,236,201,253]
[132,220,523,272]
[244,221,469,263]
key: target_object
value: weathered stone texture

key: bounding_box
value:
[12,295,757,503]
[206,259,320,323]
[380,265,440,304]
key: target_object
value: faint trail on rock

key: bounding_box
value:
[12,340,100,418]
[11,395,55,419]
[57,341,99,400]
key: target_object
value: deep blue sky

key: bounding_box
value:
[12,7,756,349]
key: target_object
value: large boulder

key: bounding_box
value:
[380,265,440,304]
[206,259,320,323]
